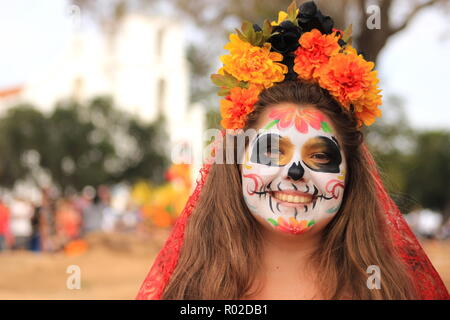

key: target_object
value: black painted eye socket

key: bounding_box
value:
[250,133,282,166]
[301,136,342,173]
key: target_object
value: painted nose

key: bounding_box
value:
[287,162,304,181]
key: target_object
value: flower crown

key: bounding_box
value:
[211,0,382,130]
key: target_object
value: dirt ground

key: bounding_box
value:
[0,230,170,300]
[0,231,448,300]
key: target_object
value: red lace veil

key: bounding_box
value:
[136,142,449,300]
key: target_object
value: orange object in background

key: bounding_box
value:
[135,164,192,229]
[64,239,88,256]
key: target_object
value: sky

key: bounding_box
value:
[0,0,449,130]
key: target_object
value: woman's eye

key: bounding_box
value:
[265,149,282,157]
[311,153,330,163]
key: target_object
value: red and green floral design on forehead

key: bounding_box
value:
[264,106,333,134]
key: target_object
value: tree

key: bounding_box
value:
[0,105,47,188]
[0,97,168,193]
[71,0,450,107]
[405,131,450,216]
[365,95,417,213]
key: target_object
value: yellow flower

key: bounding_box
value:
[220,34,288,88]
[271,9,299,26]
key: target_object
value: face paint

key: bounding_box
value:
[241,105,346,235]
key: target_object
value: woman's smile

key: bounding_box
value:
[271,190,315,206]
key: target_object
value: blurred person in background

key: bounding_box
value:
[39,189,58,252]
[0,198,11,251]
[9,197,34,250]
[82,193,105,234]
[30,202,42,252]
[116,202,139,233]
[97,185,118,232]
[55,198,82,249]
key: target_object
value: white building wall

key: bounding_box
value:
[0,13,205,184]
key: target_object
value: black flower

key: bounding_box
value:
[297,1,334,34]
[280,53,298,81]
[268,20,302,54]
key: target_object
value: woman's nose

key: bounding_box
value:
[286,161,304,181]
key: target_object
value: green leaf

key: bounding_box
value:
[342,24,353,44]
[264,119,279,130]
[210,73,239,88]
[235,28,247,42]
[321,121,333,133]
[210,74,227,87]
[287,0,299,24]
[262,19,273,38]
[217,88,230,96]
[237,82,249,89]
[254,32,264,46]
[268,218,279,226]
[241,21,256,43]
[307,220,316,227]
[242,21,253,36]
[237,21,268,46]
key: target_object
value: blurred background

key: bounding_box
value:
[0,0,449,299]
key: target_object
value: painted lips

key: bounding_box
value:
[271,191,315,206]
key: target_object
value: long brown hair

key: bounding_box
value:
[162,80,418,299]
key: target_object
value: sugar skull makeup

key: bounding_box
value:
[241,105,346,235]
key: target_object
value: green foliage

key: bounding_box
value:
[205,109,221,130]
[210,72,248,96]
[366,96,450,216]
[341,24,353,46]
[0,104,47,187]
[235,20,272,46]
[0,97,168,192]
[405,131,450,214]
[286,0,299,25]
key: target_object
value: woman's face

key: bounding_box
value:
[241,103,347,236]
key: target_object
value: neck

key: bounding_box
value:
[260,224,322,274]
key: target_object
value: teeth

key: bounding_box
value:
[273,192,313,204]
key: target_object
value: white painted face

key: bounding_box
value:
[241,104,346,235]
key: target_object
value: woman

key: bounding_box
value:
[137,1,449,300]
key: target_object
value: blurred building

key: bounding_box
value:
[0,14,204,183]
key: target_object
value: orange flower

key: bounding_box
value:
[353,89,383,126]
[316,51,382,126]
[293,29,340,80]
[220,85,261,129]
[151,207,175,228]
[268,217,315,235]
[220,34,288,88]
[267,106,328,134]
[354,104,382,126]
